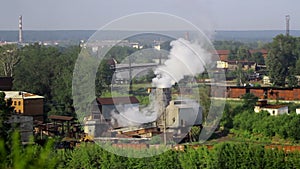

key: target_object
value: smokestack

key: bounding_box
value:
[154,87,171,145]
[286,15,290,36]
[154,88,171,126]
[19,15,23,43]
[184,32,190,41]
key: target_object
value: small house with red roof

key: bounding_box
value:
[254,100,288,116]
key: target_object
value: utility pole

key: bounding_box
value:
[286,15,290,36]
[129,57,133,94]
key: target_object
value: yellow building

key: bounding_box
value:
[3,91,44,122]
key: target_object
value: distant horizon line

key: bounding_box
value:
[0,29,299,32]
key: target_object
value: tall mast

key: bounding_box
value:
[19,15,23,43]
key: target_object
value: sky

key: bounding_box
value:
[0,0,300,31]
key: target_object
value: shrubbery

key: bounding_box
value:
[1,137,300,169]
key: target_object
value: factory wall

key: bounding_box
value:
[23,99,44,121]
[226,86,300,100]
[166,100,202,128]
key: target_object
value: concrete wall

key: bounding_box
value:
[262,107,288,116]
[296,109,300,115]
[227,87,300,100]
[10,115,33,143]
[166,101,202,128]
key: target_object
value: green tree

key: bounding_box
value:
[237,46,251,60]
[0,92,14,143]
[50,46,79,116]
[266,34,299,86]
[0,44,20,77]
[13,44,79,116]
[295,59,300,75]
[252,51,265,65]
[228,49,237,60]
[235,64,247,86]
[95,59,115,97]
[241,93,258,111]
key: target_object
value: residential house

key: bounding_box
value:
[254,100,288,116]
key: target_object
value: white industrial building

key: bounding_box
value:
[166,100,202,128]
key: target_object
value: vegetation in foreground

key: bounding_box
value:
[1,135,300,169]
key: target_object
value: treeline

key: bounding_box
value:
[0,43,138,117]
[12,44,79,116]
[213,40,266,64]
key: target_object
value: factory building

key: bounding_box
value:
[84,96,140,137]
[84,88,203,143]
[3,91,44,122]
[166,100,202,128]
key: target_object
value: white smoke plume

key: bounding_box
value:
[110,95,158,127]
[152,38,211,88]
[111,38,211,128]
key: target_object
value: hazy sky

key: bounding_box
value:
[1,0,300,30]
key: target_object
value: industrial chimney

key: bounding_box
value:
[154,87,172,127]
[19,15,23,43]
[286,15,290,36]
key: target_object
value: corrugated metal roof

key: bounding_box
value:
[96,96,139,105]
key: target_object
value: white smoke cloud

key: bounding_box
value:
[152,38,211,88]
[111,38,211,128]
[111,95,158,127]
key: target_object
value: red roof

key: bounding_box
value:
[97,96,139,105]
[249,49,268,54]
[262,105,287,109]
[215,50,230,55]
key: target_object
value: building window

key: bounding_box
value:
[272,110,275,115]
[14,101,16,105]
[18,101,21,106]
